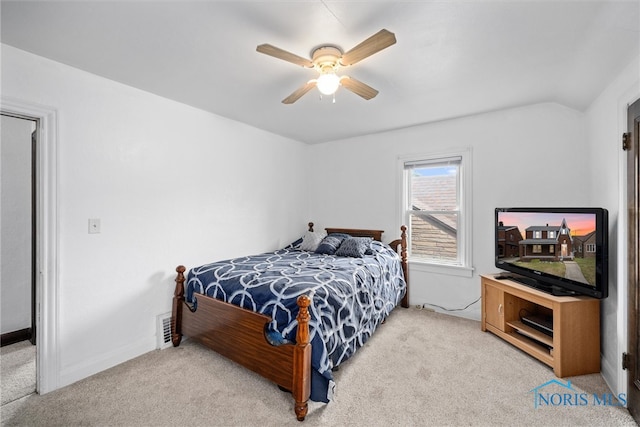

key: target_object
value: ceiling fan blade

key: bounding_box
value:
[340,76,379,100]
[339,29,396,67]
[256,44,314,68]
[282,81,317,104]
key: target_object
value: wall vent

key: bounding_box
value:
[157,312,172,349]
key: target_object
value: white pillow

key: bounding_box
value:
[299,230,327,251]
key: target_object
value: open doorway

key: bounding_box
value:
[1,98,59,397]
[1,113,37,403]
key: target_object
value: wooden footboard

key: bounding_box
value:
[172,266,311,420]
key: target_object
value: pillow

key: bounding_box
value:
[335,237,374,258]
[299,230,327,252]
[315,233,350,255]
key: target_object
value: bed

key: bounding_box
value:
[171,223,409,421]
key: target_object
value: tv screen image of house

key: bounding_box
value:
[496,211,597,287]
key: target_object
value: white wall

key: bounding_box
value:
[1,44,309,388]
[585,55,640,398]
[308,102,588,321]
[1,115,35,334]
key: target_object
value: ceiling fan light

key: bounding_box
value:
[316,73,341,95]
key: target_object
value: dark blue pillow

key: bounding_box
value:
[315,233,350,255]
[335,237,373,258]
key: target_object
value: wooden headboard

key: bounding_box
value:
[307,222,383,241]
[325,227,384,241]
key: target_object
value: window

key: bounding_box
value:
[548,231,555,239]
[534,230,541,239]
[586,244,596,253]
[400,148,472,277]
[533,245,542,253]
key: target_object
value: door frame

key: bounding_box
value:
[1,96,59,394]
[628,96,640,420]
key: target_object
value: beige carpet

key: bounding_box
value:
[1,308,636,426]
[0,341,35,406]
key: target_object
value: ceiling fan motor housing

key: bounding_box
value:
[311,46,342,73]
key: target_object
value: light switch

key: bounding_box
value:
[88,218,101,234]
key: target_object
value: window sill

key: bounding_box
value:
[409,260,474,278]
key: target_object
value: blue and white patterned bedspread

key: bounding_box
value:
[185,239,406,402]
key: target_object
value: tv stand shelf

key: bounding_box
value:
[507,320,553,347]
[481,274,600,377]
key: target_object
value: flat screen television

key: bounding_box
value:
[495,207,608,299]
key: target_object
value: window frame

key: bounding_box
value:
[398,147,473,277]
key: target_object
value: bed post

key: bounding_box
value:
[399,225,409,308]
[172,265,186,347]
[293,295,311,421]
[389,225,409,308]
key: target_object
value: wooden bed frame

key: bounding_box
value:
[171,223,409,421]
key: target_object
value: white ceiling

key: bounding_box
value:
[1,1,639,144]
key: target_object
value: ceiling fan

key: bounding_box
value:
[256,29,396,104]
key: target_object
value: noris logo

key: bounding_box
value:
[529,379,626,409]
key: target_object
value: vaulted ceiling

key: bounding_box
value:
[1,1,638,144]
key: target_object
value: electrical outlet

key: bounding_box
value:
[88,218,101,234]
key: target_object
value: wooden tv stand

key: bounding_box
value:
[481,274,600,377]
